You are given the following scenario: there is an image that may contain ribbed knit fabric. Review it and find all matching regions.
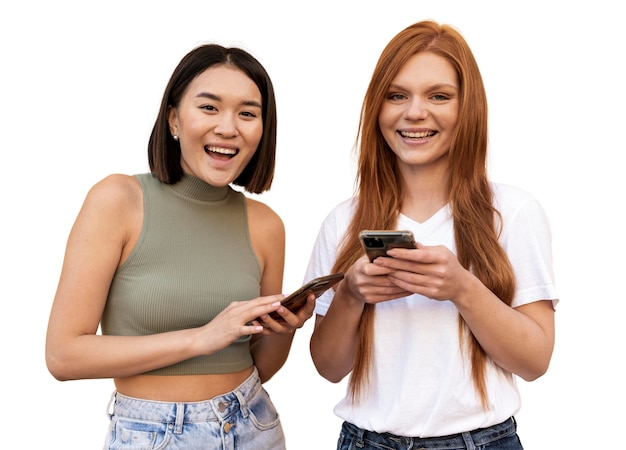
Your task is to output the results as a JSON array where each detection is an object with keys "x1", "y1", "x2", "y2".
[{"x1": 101, "y1": 173, "x2": 262, "y2": 375}]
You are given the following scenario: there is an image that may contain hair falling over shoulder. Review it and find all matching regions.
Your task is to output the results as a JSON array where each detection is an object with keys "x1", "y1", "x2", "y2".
[{"x1": 331, "y1": 21, "x2": 516, "y2": 407}]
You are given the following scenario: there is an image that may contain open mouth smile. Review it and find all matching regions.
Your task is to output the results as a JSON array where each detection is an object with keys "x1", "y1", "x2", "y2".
[
  {"x1": 205, "y1": 146, "x2": 238, "y2": 159},
  {"x1": 399, "y1": 130, "x2": 437, "y2": 140}
]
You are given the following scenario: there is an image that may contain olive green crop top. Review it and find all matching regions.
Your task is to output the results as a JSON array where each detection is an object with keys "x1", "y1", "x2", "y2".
[{"x1": 101, "y1": 173, "x2": 262, "y2": 375}]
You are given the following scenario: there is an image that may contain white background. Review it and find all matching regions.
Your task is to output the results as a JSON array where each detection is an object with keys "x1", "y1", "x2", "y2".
[{"x1": 1, "y1": 1, "x2": 624, "y2": 448}]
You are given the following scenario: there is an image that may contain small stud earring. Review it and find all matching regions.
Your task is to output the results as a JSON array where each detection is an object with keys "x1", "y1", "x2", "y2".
[{"x1": 172, "y1": 135, "x2": 179, "y2": 141}]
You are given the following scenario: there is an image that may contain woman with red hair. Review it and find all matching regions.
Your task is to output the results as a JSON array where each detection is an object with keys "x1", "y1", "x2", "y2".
[{"x1": 307, "y1": 20, "x2": 558, "y2": 449}]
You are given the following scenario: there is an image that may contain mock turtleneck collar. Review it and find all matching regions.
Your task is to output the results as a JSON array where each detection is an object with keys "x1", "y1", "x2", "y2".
[{"x1": 168, "y1": 173, "x2": 231, "y2": 202}]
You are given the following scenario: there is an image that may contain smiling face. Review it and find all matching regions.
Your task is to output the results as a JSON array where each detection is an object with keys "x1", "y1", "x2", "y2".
[
  {"x1": 168, "y1": 65, "x2": 263, "y2": 187},
  {"x1": 378, "y1": 51, "x2": 459, "y2": 175}
]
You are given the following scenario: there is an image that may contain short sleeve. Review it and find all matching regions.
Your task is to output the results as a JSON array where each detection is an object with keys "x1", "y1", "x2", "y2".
[
  {"x1": 494, "y1": 184, "x2": 559, "y2": 309},
  {"x1": 303, "y1": 199, "x2": 355, "y2": 316}
]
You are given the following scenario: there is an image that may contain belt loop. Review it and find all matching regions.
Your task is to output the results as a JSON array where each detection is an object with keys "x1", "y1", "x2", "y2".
[
  {"x1": 461, "y1": 431, "x2": 476, "y2": 450},
  {"x1": 234, "y1": 389, "x2": 248, "y2": 418},
  {"x1": 174, "y1": 403, "x2": 184, "y2": 434},
  {"x1": 355, "y1": 426, "x2": 365, "y2": 448},
  {"x1": 106, "y1": 391, "x2": 117, "y2": 418}
]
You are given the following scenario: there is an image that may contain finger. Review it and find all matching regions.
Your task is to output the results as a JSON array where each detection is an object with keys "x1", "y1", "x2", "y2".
[
  {"x1": 249, "y1": 294, "x2": 285, "y2": 307},
  {"x1": 385, "y1": 247, "x2": 425, "y2": 261},
  {"x1": 249, "y1": 300, "x2": 283, "y2": 326},
  {"x1": 243, "y1": 323, "x2": 265, "y2": 335}
]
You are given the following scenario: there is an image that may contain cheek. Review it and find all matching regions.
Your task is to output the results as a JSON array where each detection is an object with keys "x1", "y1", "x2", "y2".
[
  {"x1": 446, "y1": 113, "x2": 458, "y2": 130},
  {"x1": 246, "y1": 123, "x2": 264, "y2": 148},
  {"x1": 378, "y1": 105, "x2": 392, "y2": 127},
  {"x1": 179, "y1": 114, "x2": 208, "y2": 138},
  {"x1": 444, "y1": 106, "x2": 459, "y2": 130},
  {"x1": 377, "y1": 108, "x2": 396, "y2": 138}
]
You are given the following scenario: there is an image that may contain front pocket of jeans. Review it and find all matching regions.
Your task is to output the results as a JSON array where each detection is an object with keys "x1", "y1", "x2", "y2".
[
  {"x1": 246, "y1": 387, "x2": 281, "y2": 431},
  {"x1": 108, "y1": 418, "x2": 172, "y2": 450}
]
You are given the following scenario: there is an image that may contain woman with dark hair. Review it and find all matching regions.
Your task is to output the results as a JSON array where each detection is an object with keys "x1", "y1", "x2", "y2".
[
  {"x1": 307, "y1": 21, "x2": 558, "y2": 449},
  {"x1": 46, "y1": 44, "x2": 308, "y2": 449}
]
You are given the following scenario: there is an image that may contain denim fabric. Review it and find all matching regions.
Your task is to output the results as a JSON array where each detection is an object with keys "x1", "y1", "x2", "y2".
[
  {"x1": 337, "y1": 417, "x2": 523, "y2": 450},
  {"x1": 103, "y1": 368, "x2": 285, "y2": 449}
]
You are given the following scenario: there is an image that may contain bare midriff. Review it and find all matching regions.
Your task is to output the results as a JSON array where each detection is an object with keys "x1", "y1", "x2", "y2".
[{"x1": 113, "y1": 366, "x2": 255, "y2": 402}]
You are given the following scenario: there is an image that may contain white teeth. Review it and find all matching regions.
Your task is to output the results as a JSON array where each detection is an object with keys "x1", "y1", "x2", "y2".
[
  {"x1": 400, "y1": 131, "x2": 434, "y2": 138},
  {"x1": 206, "y1": 146, "x2": 236, "y2": 155}
]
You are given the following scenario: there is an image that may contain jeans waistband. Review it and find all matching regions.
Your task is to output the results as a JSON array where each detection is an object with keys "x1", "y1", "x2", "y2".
[
  {"x1": 344, "y1": 416, "x2": 517, "y2": 448},
  {"x1": 107, "y1": 367, "x2": 261, "y2": 427}
]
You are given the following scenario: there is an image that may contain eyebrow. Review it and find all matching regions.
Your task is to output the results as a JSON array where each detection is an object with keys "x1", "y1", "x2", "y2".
[
  {"x1": 388, "y1": 82, "x2": 458, "y2": 91},
  {"x1": 196, "y1": 92, "x2": 262, "y2": 108}
]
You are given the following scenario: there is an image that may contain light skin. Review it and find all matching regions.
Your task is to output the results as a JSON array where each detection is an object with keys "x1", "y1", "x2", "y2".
[
  {"x1": 46, "y1": 65, "x2": 314, "y2": 401},
  {"x1": 311, "y1": 51, "x2": 555, "y2": 383}
]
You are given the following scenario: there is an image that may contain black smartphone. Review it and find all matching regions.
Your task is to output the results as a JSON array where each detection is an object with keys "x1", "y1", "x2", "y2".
[
  {"x1": 359, "y1": 230, "x2": 417, "y2": 262},
  {"x1": 266, "y1": 273, "x2": 344, "y2": 321}
]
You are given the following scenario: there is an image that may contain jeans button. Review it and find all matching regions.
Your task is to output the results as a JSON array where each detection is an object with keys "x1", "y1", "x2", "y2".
[{"x1": 217, "y1": 401, "x2": 229, "y2": 412}]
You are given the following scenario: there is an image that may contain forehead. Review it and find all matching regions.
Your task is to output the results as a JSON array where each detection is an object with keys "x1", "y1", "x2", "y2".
[
  {"x1": 185, "y1": 65, "x2": 262, "y2": 102},
  {"x1": 393, "y1": 52, "x2": 458, "y2": 87}
]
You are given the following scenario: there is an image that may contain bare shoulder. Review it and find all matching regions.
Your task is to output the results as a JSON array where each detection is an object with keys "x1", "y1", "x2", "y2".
[
  {"x1": 86, "y1": 174, "x2": 142, "y2": 210},
  {"x1": 75, "y1": 174, "x2": 143, "y2": 253},
  {"x1": 245, "y1": 197, "x2": 285, "y2": 291},
  {"x1": 245, "y1": 197, "x2": 285, "y2": 268},
  {"x1": 245, "y1": 197, "x2": 285, "y2": 234}
]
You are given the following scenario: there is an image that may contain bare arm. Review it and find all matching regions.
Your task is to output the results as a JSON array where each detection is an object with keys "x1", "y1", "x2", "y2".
[
  {"x1": 383, "y1": 246, "x2": 555, "y2": 380},
  {"x1": 449, "y1": 276, "x2": 554, "y2": 381},
  {"x1": 45, "y1": 175, "x2": 282, "y2": 381},
  {"x1": 309, "y1": 284, "x2": 364, "y2": 383},
  {"x1": 246, "y1": 198, "x2": 316, "y2": 383},
  {"x1": 310, "y1": 257, "x2": 411, "y2": 382}
]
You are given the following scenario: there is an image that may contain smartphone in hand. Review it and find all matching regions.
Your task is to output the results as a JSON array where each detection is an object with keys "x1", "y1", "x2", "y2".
[
  {"x1": 359, "y1": 230, "x2": 417, "y2": 262},
  {"x1": 266, "y1": 273, "x2": 344, "y2": 321}
]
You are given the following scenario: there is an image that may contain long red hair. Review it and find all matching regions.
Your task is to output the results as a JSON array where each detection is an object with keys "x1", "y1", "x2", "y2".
[{"x1": 331, "y1": 21, "x2": 515, "y2": 407}]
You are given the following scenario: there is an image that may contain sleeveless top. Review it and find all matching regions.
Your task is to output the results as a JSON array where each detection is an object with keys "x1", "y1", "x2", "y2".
[{"x1": 101, "y1": 173, "x2": 262, "y2": 375}]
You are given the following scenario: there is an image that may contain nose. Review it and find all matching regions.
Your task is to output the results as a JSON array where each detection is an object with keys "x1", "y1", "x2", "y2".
[
  {"x1": 405, "y1": 97, "x2": 428, "y2": 121},
  {"x1": 213, "y1": 113, "x2": 238, "y2": 137}
]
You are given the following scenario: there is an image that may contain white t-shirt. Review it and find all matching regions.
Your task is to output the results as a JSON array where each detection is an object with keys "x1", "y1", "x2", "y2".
[{"x1": 304, "y1": 182, "x2": 558, "y2": 437}]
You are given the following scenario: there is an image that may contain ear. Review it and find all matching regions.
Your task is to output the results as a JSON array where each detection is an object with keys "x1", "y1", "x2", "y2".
[{"x1": 167, "y1": 106, "x2": 179, "y2": 137}]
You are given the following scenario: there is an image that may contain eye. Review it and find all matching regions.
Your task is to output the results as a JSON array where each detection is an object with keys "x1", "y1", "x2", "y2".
[
  {"x1": 240, "y1": 110, "x2": 259, "y2": 118},
  {"x1": 430, "y1": 93, "x2": 451, "y2": 101},
  {"x1": 386, "y1": 92, "x2": 407, "y2": 101},
  {"x1": 200, "y1": 104, "x2": 218, "y2": 112}
]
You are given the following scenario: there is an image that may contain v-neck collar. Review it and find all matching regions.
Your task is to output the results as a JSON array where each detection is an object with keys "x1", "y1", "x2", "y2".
[{"x1": 398, "y1": 203, "x2": 451, "y2": 234}]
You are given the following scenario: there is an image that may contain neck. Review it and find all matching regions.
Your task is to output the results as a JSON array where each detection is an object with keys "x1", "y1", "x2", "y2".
[{"x1": 398, "y1": 165, "x2": 449, "y2": 223}]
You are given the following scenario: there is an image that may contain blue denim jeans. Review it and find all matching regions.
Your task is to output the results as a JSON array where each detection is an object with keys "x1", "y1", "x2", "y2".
[
  {"x1": 103, "y1": 368, "x2": 285, "y2": 449},
  {"x1": 337, "y1": 417, "x2": 523, "y2": 450}
]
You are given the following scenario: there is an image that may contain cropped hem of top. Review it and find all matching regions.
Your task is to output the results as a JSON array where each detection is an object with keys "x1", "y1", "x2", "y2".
[{"x1": 101, "y1": 173, "x2": 262, "y2": 375}]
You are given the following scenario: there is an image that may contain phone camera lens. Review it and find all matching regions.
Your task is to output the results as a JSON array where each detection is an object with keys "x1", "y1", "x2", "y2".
[{"x1": 364, "y1": 238, "x2": 384, "y2": 248}]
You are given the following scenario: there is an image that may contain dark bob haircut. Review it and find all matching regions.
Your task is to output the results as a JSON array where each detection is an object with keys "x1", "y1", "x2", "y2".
[{"x1": 147, "y1": 44, "x2": 277, "y2": 194}]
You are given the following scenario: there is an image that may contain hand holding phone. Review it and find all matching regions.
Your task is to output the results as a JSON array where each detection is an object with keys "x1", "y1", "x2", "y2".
[
  {"x1": 265, "y1": 273, "x2": 344, "y2": 321},
  {"x1": 359, "y1": 230, "x2": 417, "y2": 262}
]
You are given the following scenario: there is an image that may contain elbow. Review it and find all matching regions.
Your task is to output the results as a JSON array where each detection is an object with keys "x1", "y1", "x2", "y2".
[
  {"x1": 46, "y1": 360, "x2": 70, "y2": 382},
  {"x1": 313, "y1": 359, "x2": 346, "y2": 383},
  {"x1": 520, "y1": 371, "x2": 545, "y2": 382},
  {"x1": 310, "y1": 348, "x2": 349, "y2": 384},
  {"x1": 517, "y1": 354, "x2": 552, "y2": 382},
  {"x1": 520, "y1": 363, "x2": 550, "y2": 382},
  {"x1": 324, "y1": 372, "x2": 347, "y2": 384},
  {"x1": 45, "y1": 350, "x2": 76, "y2": 382},
  {"x1": 313, "y1": 361, "x2": 346, "y2": 384},
  {"x1": 309, "y1": 323, "x2": 353, "y2": 384}
]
